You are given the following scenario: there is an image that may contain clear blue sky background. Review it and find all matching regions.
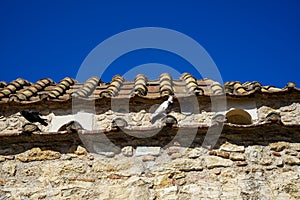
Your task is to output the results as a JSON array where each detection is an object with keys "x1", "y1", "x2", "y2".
[{"x1": 0, "y1": 0, "x2": 299, "y2": 87}]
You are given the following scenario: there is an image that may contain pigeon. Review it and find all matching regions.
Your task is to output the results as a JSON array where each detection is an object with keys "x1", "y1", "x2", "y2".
[
  {"x1": 20, "y1": 110, "x2": 48, "y2": 126},
  {"x1": 150, "y1": 96, "x2": 173, "y2": 123}
]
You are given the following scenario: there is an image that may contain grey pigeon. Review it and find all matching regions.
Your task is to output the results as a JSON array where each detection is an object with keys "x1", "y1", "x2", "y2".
[
  {"x1": 150, "y1": 96, "x2": 173, "y2": 123},
  {"x1": 20, "y1": 110, "x2": 48, "y2": 126}
]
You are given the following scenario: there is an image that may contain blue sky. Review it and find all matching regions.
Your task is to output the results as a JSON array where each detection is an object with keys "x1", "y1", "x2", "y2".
[{"x1": 0, "y1": 0, "x2": 299, "y2": 87}]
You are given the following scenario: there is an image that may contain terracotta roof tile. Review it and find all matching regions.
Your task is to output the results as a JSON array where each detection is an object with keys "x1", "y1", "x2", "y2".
[
  {"x1": 0, "y1": 72, "x2": 299, "y2": 143},
  {"x1": 159, "y1": 73, "x2": 174, "y2": 96},
  {"x1": 0, "y1": 78, "x2": 31, "y2": 99},
  {"x1": 46, "y1": 77, "x2": 75, "y2": 99},
  {"x1": 73, "y1": 77, "x2": 100, "y2": 98},
  {"x1": 9, "y1": 78, "x2": 53, "y2": 102},
  {"x1": 133, "y1": 74, "x2": 148, "y2": 96},
  {"x1": 0, "y1": 81, "x2": 7, "y2": 88},
  {"x1": 100, "y1": 75, "x2": 124, "y2": 97},
  {"x1": 0, "y1": 73, "x2": 298, "y2": 104}
]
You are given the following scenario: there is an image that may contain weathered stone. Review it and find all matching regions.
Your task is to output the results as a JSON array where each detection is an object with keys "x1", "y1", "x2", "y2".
[
  {"x1": 170, "y1": 153, "x2": 182, "y2": 159},
  {"x1": 0, "y1": 156, "x2": 5, "y2": 162},
  {"x1": 285, "y1": 150, "x2": 298, "y2": 156},
  {"x1": 220, "y1": 142, "x2": 245, "y2": 152},
  {"x1": 245, "y1": 145, "x2": 271, "y2": 165},
  {"x1": 205, "y1": 156, "x2": 233, "y2": 169},
  {"x1": 16, "y1": 148, "x2": 60, "y2": 162},
  {"x1": 209, "y1": 150, "x2": 230, "y2": 158},
  {"x1": 221, "y1": 169, "x2": 236, "y2": 178},
  {"x1": 105, "y1": 110, "x2": 113, "y2": 115},
  {"x1": 290, "y1": 143, "x2": 300, "y2": 151},
  {"x1": 155, "y1": 174, "x2": 173, "y2": 188},
  {"x1": 209, "y1": 150, "x2": 217, "y2": 156},
  {"x1": 282, "y1": 155, "x2": 300, "y2": 165},
  {"x1": 171, "y1": 159, "x2": 203, "y2": 171},
  {"x1": 156, "y1": 186, "x2": 178, "y2": 199},
  {"x1": 3, "y1": 155, "x2": 14, "y2": 160},
  {"x1": 22, "y1": 166, "x2": 40, "y2": 176},
  {"x1": 260, "y1": 157, "x2": 273, "y2": 166},
  {"x1": 74, "y1": 145, "x2": 87, "y2": 156},
  {"x1": 187, "y1": 148, "x2": 204, "y2": 159},
  {"x1": 166, "y1": 147, "x2": 180, "y2": 155},
  {"x1": 97, "y1": 115, "x2": 106, "y2": 121},
  {"x1": 107, "y1": 174, "x2": 123, "y2": 179},
  {"x1": 216, "y1": 151, "x2": 230, "y2": 159},
  {"x1": 61, "y1": 162, "x2": 87, "y2": 174},
  {"x1": 93, "y1": 158, "x2": 145, "y2": 177},
  {"x1": 60, "y1": 154, "x2": 73, "y2": 160},
  {"x1": 236, "y1": 161, "x2": 248, "y2": 166},
  {"x1": 211, "y1": 168, "x2": 221, "y2": 175},
  {"x1": 269, "y1": 142, "x2": 290, "y2": 152},
  {"x1": 121, "y1": 146, "x2": 133, "y2": 157},
  {"x1": 98, "y1": 151, "x2": 115, "y2": 158},
  {"x1": 1, "y1": 161, "x2": 16, "y2": 176},
  {"x1": 176, "y1": 178, "x2": 186, "y2": 186},
  {"x1": 141, "y1": 156, "x2": 156, "y2": 162},
  {"x1": 87, "y1": 154, "x2": 94, "y2": 160},
  {"x1": 136, "y1": 146, "x2": 161, "y2": 156},
  {"x1": 132, "y1": 112, "x2": 144, "y2": 122},
  {"x1": 221, "y1": 181, "x2": 242, "y2": 199},
  {"x1": 229, "y1": 152, "x2": 245, "y2": 161},
  {"x1": 274, "y1": 158, "x2": 284, "y2": 167},
  {"x1": 272, "y1": 151, "x2": 281, "y2": 157},
  {"x1": 173, "y1": 172, "x2": 185, "y2": 179},
  {"x1": 22, "y1": 123, "x2": 39, "y2": 132},
  {"x1": 93, "y1": 161, "x2": 115, "y2": 172}
]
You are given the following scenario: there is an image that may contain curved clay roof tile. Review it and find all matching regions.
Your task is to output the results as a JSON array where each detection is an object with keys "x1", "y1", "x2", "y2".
[
  {"x1": 159, "y1": 73, "x2": 173, "y2": 96},
  {"x1": 0, "y1": 78, "x2": 31, "y2": 99},
  {"x1": 100, "y1": 75, "x2": 124, "y2": 98},
  {"x1": 247, "y1": 81, "x2": 262, "y2": 91},
  {"x1": 47, "y1": 77, "x2": 75, "y2": 99},
  {"x1": 286, "y1": 82, "x2": 296, "y2": 91},
  {"x1": 179, "y1": 73, "x2": 201, "y2": 94},
  {"x1": 9, "y1": 78, "x2": 53, "y2": 102},
  {"x1": 261, "y1": 86, "x2": 282, "y2": 93},
  {"x1": 211, "y1": 81, "x2": 224, "y2": 95},
  {"x1": 232, "y1": 82, "x2": 247, "y2": 94},
  {"x1": 133, "y1": 74, "x2": 148, "y2": 96},
  {"x1": 73, "y1": 77, "x2": 101, "y2": 98},
  {"x1": 0, "y1": 81, "x2": 7, "y2": 88}
]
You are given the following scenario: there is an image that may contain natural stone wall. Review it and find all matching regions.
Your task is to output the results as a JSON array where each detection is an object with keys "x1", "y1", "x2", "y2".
[
  {"x1": 1, "y1": 96, "x2": 300, "y2": 199},
  {"x1": 2, "y1": 102, "x2": 299, "y2": 134},
  {"x1": 257, "y1": 102, "x2": 300, "y2": 125},
  {"x1": 1, "y1": 98, "x2": 300, "y2": 134},
  {"x1": 1, "y1": 142, "x2": 300, "y2": 199}
]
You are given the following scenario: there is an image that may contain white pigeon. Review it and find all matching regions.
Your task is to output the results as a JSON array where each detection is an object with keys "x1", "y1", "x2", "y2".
[{"x1": 150, "y1": 96, "x2": 173, "y2": 123}]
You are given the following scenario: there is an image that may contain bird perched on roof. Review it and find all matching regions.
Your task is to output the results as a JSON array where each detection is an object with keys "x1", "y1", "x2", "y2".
[
  {"x1": 20, "y1": 110, "x2": 48, "y2": 126},
  {"x1": 150, "y1": 96, "x2": 173, "y2": 123}
]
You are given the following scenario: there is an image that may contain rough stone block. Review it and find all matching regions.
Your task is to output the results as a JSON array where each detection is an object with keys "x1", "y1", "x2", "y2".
[
  {"x1": 269, "y1": 142, "x2": 290, "y2": 152},
  {"x1": 220, "y1": 142, "x2": 245, "y2": 152},
  {"x1": 230, "y1": 152, "x2": 245, "y2": 161},
  {"x1": 205, "y1": 156, "x2": 233, "y2": 169},
  {"x1": 121, "y1": 146, "x2": 133, "y2": 157},
  {"x1": 136, "y1": 146, "x2": 161, "y2": 156}
]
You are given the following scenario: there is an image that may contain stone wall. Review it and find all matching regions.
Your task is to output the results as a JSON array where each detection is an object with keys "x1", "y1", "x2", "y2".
[
  {"x1": 1, "y1": 141, "x2": 300, "y2": 199},
  {"x1": 1, "y1": 101, "x2": 300, "y2": 134},
  {"x1": 258, "y1": 102, "x2": 300, "y2": 125},
  {"x1": 1, "y1": 97, "x2": 300, "y2": 199}
]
